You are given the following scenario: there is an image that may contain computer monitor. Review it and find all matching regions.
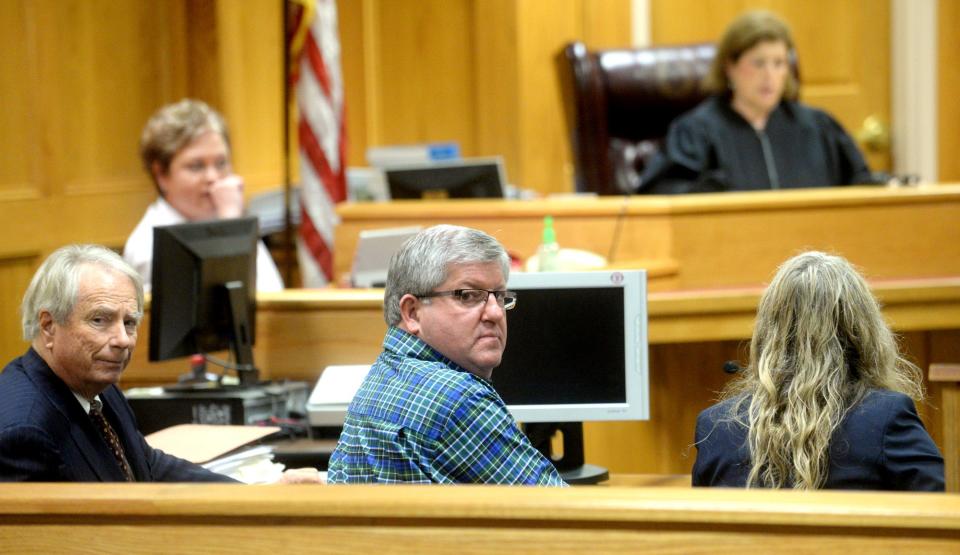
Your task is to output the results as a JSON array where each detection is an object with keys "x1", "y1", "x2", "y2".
[
  {"x1": 149, "y1": 217, "x2": 260, "y2": 387},
  {"x1": 493, "y1": 270, "x2": 649, "y2": 484},
  {"x1": 384, "y1": 157, "x2": 505, "y2": 200}
]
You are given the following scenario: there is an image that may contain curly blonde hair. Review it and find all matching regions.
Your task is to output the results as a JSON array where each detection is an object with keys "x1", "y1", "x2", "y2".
[{"x1": 722, "y1": 251, "x2": 924, "y2": 489}]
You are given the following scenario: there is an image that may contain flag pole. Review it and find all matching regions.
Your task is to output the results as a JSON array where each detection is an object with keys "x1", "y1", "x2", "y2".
[{"x1": 281, "y1": 0, "x2": 295, "y2": 286}]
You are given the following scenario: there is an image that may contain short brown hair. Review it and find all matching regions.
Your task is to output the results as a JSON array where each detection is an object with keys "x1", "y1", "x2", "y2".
[
  {"x1": 139, "y1": 99, "x2": 230, "y2": 186},
  {"x1": 703, "y1": 10, "x2": 798, "y2": 100}
]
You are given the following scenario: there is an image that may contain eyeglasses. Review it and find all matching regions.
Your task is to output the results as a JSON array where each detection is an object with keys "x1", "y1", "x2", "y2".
[{"x1": 417, "y1": 289, "x2": 517, "y2": 310}]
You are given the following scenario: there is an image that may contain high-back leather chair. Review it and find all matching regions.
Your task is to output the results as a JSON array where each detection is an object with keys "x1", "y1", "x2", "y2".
[{"x1": 559, "y1": 41, "x2": 716, "y2": 195}]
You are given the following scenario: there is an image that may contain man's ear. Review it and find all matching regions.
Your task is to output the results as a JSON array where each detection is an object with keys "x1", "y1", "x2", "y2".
[
  {"x1": 38, "y1": 310, "x2": 56, "y2": 349},
  {"x1": 398, "y1": 294, "x2": 422, "y2": 336}
]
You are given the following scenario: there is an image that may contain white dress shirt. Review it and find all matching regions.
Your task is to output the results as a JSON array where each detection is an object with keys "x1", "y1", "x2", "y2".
[{"x1": 123, "y1": 197, "x2": 284, "y2": 292}]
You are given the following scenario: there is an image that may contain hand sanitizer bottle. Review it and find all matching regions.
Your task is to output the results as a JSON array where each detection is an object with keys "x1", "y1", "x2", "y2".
[{"x1": 537, "y1": 215, "x2": 560, "y2": 272}]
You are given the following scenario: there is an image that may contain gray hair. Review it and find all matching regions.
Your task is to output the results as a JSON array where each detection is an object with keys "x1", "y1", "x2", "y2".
[
  {"x1": 383, "y1": 225, "x2": 510, "y2": 326},
  {"x1": 22, "y1": 245, "x2": 145, "y2": 340}
]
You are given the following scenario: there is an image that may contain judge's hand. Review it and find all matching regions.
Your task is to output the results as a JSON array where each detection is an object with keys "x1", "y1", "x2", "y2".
[
  {"x1": 277, "y1": 467, "x2": 325, "y2": 484},
  {"x1": 210, "y1": 174, "x2": 245, "y2": 219}
]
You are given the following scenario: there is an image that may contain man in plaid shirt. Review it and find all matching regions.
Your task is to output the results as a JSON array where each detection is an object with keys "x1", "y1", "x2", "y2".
[{"x1": 327, "y1": 225, "x2": 566, "y2": 485}]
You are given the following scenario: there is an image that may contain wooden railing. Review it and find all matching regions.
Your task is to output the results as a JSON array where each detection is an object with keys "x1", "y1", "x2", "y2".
[
  {"x1": 930, "y1": 363, "x2": 960, "y2": 492},
  {"x1": 0, "y1": 483, "x2": 957, "y2": 553}
]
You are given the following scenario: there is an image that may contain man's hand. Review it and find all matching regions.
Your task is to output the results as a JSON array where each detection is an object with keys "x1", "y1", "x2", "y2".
[
  {"x1": 277, "y1": 467, "x2": 325, "y2": 484},
  {"x1": 210, "y1": 174, "x2": 245, "y2": 219}
]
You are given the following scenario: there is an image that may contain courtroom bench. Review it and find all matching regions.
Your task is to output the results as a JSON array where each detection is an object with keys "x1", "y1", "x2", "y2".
[{"x1": 0, "y1": 483, "x2": 957, "y2": 553}]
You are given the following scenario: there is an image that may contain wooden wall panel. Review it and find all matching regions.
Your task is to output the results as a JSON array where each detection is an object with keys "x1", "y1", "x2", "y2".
[
  {"x1": 514, "y1": 0, "x2": 581, "y2": 193},
  {"x1": 340, "y1": 0, "x2": 631, "y2": 195},
  {"x1": 0, "y1": 1, "x2": 38, "y2": 202},
  {"x1": 473, "y1": 0, "x2": 522, "y2": 185},
  {"x1": 578, "y1": 0, "x2": 633, "y2": 49},
  {"x1": 939, "y1": 0, "x2": 960, "y2": 181},
  {"x1": 0, "y1": 257, "x2": 40, "y2": 366},
  {"x1": 0, "y1": 1, "x2": 194, "y2": 363},
  {"x1": 214, "y1": 1, "x2": 285, "y2": 194},
  {"x1": 371, "y1": 1, "x2": 476, "y2": 151},
  {"x1": 42, "y1": 1, "x2": 186, "y2": 195},
  {"x1": 339, "y1": 0, "x2": 369, "y2": 167}
]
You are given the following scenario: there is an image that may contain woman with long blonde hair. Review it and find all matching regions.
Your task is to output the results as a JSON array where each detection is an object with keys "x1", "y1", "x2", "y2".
[{"x1": 693, "y1": 252, "x2": 943, "y2": 490}]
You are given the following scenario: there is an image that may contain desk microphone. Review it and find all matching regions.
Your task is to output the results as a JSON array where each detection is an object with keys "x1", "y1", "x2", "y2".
[{"x1": 722, "y1": 361, "x2": 742, "y2": 374}]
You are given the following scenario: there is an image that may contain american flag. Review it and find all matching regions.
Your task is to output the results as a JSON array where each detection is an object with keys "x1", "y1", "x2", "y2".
[{"x1": 288, "y1": 0, "x2": 347, "y2": 286}]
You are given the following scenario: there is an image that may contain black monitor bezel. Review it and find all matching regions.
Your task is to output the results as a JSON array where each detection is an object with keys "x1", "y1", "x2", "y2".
[{"x1": 148, "y1": 216, "x2": 259, "y2": 384}]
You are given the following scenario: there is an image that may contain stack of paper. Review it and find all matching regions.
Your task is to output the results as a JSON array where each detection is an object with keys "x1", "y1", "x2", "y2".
[
  {"x1": 202, "y1": 445, "x2": 284, "y2": 484},
  {"x1": 145, "y1": 424, "x2": 283, "y2": 483}
]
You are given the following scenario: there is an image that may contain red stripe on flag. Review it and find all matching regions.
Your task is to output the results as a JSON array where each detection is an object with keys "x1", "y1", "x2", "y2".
[
  {"x1": 304, "y1": 32, "x2": 333, "y2": 98},
  {"x1": 299, "y1": 203, "x2": 334, "y2": 281},
  {"x1": 298, "y1": 117, "x2": 346, "y2": 203}
]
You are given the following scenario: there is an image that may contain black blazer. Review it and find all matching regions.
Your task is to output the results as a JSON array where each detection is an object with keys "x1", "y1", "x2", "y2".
[
  {"x1": 693, "y1": 389, "x2": 944, "y2": 491},
  {"x1": 0, "y1": 348, "x2": 235, "y2": 482}
]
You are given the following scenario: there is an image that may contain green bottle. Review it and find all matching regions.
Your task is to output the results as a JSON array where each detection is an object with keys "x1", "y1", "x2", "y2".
[{"x1": 537, "y1": 215, "x2": 560, "y2": 272}]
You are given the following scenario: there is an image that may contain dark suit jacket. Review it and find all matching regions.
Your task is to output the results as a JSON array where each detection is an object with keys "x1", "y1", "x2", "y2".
[
  {"x1": 693, "y1": 389, "x2": 944, "y2": 491},
  {"x1": 0, "y1": 348, "x2": 236, "y2": 482}
]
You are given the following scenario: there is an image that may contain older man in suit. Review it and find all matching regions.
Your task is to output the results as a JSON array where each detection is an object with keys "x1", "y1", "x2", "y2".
[{"x1": 0, "y1": 244, "x2": 238, "y2": 482}]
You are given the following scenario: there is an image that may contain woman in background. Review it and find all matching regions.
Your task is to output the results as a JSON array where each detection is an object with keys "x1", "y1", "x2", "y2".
[
  {"x1": 640, "y1": 11, "x2": 883, "y2": 194},
  {"x1": 124, "y1": 99, "x2": 283, "y2": 291},
  {"x1": 693, "y1": 251, "x2": 943, "y2": 491}
]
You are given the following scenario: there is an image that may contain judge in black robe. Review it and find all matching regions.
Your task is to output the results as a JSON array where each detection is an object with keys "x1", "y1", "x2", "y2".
[
  {"x1": 639, "y1": 95, "x2": 881, "y2": 194},
  {"x1": 638, "y1": 10, "x2": 884, "y2": 195}
]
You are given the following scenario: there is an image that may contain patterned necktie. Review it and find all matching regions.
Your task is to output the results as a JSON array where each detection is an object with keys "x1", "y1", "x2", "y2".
[{"x1": 89, "y1": 399, "x2": 135, "y2": 482}]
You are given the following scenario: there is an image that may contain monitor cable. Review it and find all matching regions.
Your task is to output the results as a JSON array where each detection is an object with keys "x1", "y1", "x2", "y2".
[{"x1": 606, "y1": 193, "x2": 631, "y2": 264}]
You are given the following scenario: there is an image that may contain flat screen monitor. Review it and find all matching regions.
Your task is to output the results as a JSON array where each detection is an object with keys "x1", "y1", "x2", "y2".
[
  {"x1": 494, "y1": 270, "x2": 649, "y2": 483},
  {"x1": 384, "y1": 157, "x2": 505, "y2": 200},
  {"x1": 149, "y1": 217, "x2": 260, "y2": 387},
  {"x1": 350, "y1": 226, "x2": 422, "y2": 288}
]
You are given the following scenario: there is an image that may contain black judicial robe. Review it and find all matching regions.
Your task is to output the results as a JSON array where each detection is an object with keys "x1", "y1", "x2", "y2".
[{"x1": 639, "y1": 95, "x2": 880, "y2": 194}]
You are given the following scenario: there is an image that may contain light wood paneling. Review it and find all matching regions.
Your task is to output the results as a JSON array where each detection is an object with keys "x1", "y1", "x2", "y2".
[
  {"x1": 0, "y1": 1, "x2": 38, "y2": 202},
  {"x1": 341, "y1": 0, "x2": 631, "y2": 195},
  {"x1": 1, "y1": 484, "x2": 959, "y2": 553},
  {"x1": 43, "y1": 1, "x2": 186, "y2": 195},
  {"x1": 939, "y1": 0, "x2": 960, "y2": 180},
  {"x1": 929, "y1": 364, "x2": 960, "y2": 491},
  {"x1": 373, "y1": 1, "x2": 476, "y2": 151},
  {"x1": 339, "y1": 0, "x2": 369, "y2": 167},
  {"x1": 578, "y1": 0, "x2": 632, "y2": 49},
  {"x1": 215, "y1": 1, "x2": 285, "y2": 194},
  {"x1": 0, "y1": 0, "x2": 198, "y2": 366},
  {"x1": 334, "y1": 186, "x2": 960, "y2": 289},
  {"x1": 0, "y1": 256, "x2": 39, "y2": 365}
]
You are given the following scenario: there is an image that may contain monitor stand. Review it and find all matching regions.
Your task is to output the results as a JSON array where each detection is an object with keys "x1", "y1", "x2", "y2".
[
  {"x1": 224, "y1": 280, "x2": 259, "y2": 387},
  {"x1": 523, "y1": 422, "x2": 609, "y2": 485}
]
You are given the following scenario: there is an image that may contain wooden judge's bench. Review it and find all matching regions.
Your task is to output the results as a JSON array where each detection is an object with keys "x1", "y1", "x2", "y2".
[{"x1": 122, "y1": 184, "x2": 960, "y2": 476}]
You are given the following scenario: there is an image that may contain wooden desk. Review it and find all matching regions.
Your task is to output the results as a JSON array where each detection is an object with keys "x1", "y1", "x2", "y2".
[
  {"x1": 336, "y1": 184, "x2": 960, "y2": 290},
  {"x1": 1, "y1": 483, "x2": 958, "y2": 553},
  {"x1": 123, "y1": 279, "x2": 960, "y2": 475}
]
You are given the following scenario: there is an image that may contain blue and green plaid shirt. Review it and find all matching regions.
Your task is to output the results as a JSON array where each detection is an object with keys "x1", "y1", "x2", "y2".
[{"x1": 327, "y1": 327, "x2": 566, "y2": 485}]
